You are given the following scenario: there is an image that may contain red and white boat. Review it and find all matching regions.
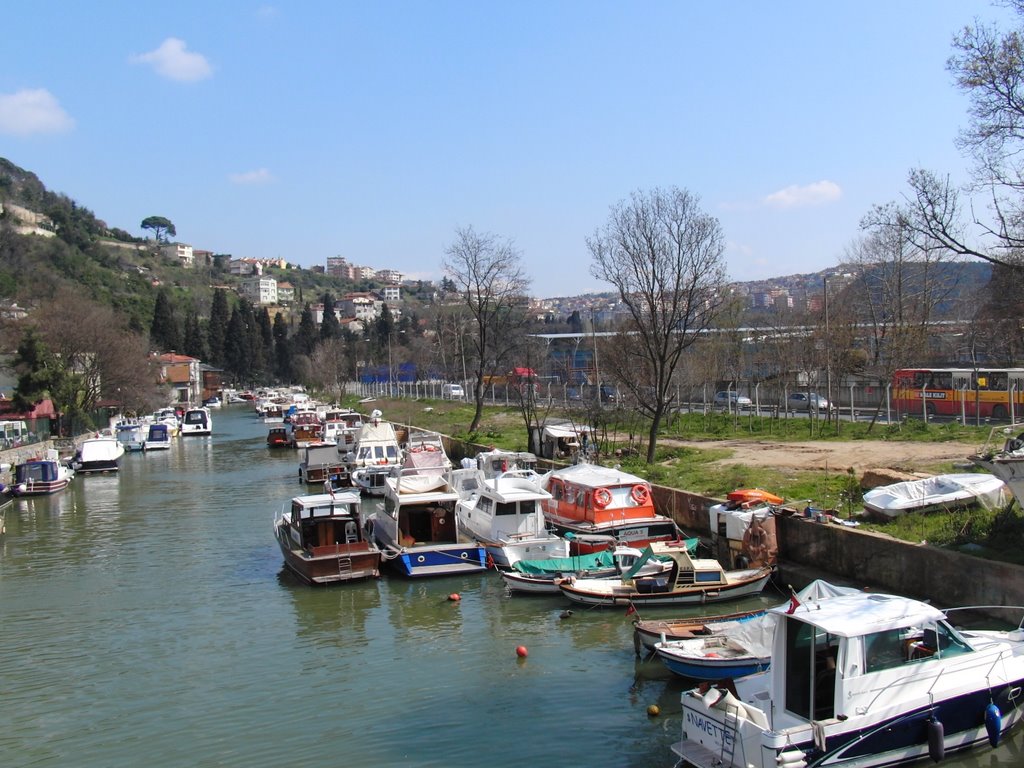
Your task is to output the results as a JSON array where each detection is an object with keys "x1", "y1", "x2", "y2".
[{"x1": 539, "y1": 462, "x2": 681, "y2": 554}]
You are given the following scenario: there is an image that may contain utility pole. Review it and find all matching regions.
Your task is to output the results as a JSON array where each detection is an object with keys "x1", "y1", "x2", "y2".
[{"x1": 824, "y1": 275, "x2": 833, "y2": 427}]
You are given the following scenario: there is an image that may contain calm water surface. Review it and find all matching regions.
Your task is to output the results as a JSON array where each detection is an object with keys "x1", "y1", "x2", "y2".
[{"x1": 1, "y1": 407, "x2": 1022, "y2": 768}]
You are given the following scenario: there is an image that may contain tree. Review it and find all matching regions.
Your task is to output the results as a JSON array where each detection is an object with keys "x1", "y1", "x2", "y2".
[
  {"x1": 273, "y1": 312, "x2": 293, "y2": 382},
  {"x1": 900, "y1": 5, "x2": 1024, "y2": 270},
  {"x1": 207, "y1": 288, "x2": 230, "y2": 367},
  {"x1": 587, "y1": 187, "x2": 728, "y2": 463},
  {"x1": 140, "y1": 215, "x2": 176, "y2": 244},
  {"x1": 319, "y1": 292, "x2": 340, "y2": 341},
  {"x1": 294, "y1": 303, "x2": 318, "y2": 358},
  {"x1": 183, "y1": 309, "x2": 206, "y2": 360},
  {"x1": 844, "y1": 215, "x2": 962, "y2": 429},
  {"x1": 443, "y1": 226, "x2": 531, "y2": 433},
  {"x1": 150, "y1": 288, "x2": 181, "y2": 351}
]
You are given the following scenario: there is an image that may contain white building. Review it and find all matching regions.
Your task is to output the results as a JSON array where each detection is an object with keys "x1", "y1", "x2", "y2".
[
  {"x1": 161, "y1": 242, "x2": 194, "y2": 268},
  {"x1": 238, "y1": 276, "x2": 278, "y2": 305}
]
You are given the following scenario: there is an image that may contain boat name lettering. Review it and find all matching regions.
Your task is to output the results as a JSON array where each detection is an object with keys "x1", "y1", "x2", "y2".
[{"x1": 685, "y1": 712, "x2": 731, "y2": 743}]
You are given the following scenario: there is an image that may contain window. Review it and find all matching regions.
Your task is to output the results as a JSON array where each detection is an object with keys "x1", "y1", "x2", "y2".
[{"x1": 864, "y1": 630, "x2": 906, "y2": 673}]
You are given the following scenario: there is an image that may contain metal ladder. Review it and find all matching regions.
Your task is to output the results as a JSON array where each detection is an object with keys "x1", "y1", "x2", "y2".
[
  {"x1": 336, "y1": 555, "x2": 353, "y2": 578},
  {"x1": 719, "y1": 703, "x2": 740, "y2": 767}
]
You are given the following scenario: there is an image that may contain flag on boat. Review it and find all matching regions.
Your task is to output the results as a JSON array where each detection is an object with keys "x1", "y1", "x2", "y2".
[
  {"x1": 786, "y1": 586, "x2": 801, "y2": 614},
  {"x1": 625, "y1": 602, "x2": 637, "y2": 617}
]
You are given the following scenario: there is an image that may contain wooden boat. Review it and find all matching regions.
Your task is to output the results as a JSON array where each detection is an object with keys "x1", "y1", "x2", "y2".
[
  {"x1": 266, "y1": 426, "x2": 290, "y2": 449},
  {"x1": 367, "y1": 469, "x2": 488, "y2": 578},
  {"x1": 539, "y1": 461, "x2": 681, "y2": 554},
  {"x1": 674, "y1": 590, "x2": 1024, "y2": 768},
  {"x1": 298, "y1": 443, "x2": 348, "y2": 487},
  {"x1": 273, "y1": 491, "x2": 382, "y2": 585},
  {"x1": 862, "y1": 472, "x2": 1007, "y2": 518},
  {"x1": 180, "y1": 406, "x2": 213, "y2": 436},
  {"x1": 290, "y1": 421, "x2": 323, "y2": 449},
  {"x1": 500, "y1": 543, "x2": 688, "y2": 595},
  {"x1": 70, "y1": 436, "x2": 125, "y2": 473},
  {"x1": 633, "y1": 607, "x2": 769, "y2": 656},
  {"x1": 143, "y1": 422, "x2": 172, "y2": 451},
  {"x1": 453, "y1": 465, "x2": 567, "y2": 569},
  {"x1": 8, "y1": 451, "x2": 74, "y2": 496},
  {"x1": 557, "y1": 540, "x2": 773, "y2": 608}
]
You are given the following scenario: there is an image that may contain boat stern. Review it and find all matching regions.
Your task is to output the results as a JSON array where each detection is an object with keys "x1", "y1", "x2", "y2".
[{"x1": 676, "y1": 685, "x2": 776, "y2": 768}]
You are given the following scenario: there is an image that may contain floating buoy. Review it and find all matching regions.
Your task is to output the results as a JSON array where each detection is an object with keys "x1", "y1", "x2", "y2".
[
  {"x1": 927, "y1": 716, "x2": 945, "y2": 763},
  {"x1": 515, "y1": 645, "x2": 528, "y2": 658},
  {"x1": 985, "y1": 702, "x2": 1002, "y2": 748},
  {"x1": 447, "y1": 593, "x2": 461, "y2": 602},
  {"x1": 647, "y1": 704, "x2": 660, "y2": 717}
]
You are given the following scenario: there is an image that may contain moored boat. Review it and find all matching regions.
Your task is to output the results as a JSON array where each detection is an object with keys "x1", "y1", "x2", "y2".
[
  {"x1": 971, "y1": 423, "x2": 1024, "y2": 503},
  {"x1": 273, "y1": 491, "x2": 382, "y2": 585},
  {"x1": 368, "y1": 469, "x2": 488, "y2": 577},
  {"x1": 298, "y1": 443, "x2": 348, "y2": 488},
  {"x1": 674, "y1": 590, "x2": 1024, "y2": 768},
  {"x1": 557, "y1": 539, "x2": 773, "y2": 608},
  {"x1": 266, "y1": 426, "x2": 290, "y2": 449},
  {"x1": 116, "y1": 423, "x2": 145, "y2": 452},
  {"x1": 143, "y1": 422, "x2": 172, "y2": 451},
  {"x1": 500, "y1": 543, "x2": 688, "y2": 595},
  {"x1": 8, "y1": 450, "x2": 74, "y2": 496},
  {"x1": 70, "y1": 436, "x2": 125, "y2": 473},
  {"x1": 346, "y1": 411, "x2": 403, "y2": 495},
  {"x1": 453, "y1": 465, "x2": 567, "y2": 569},
  {"x1": 539, "y1": 462, "x2": 681, "y2": 554},
  {"x1": 180, "y1": 406, "x2": 213, "y2": 436}
]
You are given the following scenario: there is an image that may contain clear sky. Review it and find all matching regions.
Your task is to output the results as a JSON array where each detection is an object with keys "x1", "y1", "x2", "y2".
[{"x1": 1, "y1": 1, "x2": 1014, "y2": 298}]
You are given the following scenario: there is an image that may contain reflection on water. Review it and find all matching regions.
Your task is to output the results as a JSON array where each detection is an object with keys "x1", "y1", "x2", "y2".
[{"x1": 0, "y1": 406, "x2": 1021, "y2": 768}]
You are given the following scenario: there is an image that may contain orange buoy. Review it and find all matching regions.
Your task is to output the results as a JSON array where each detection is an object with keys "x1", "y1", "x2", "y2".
[
  {"x1": 515, "y1": 645, "x2": 528, "y2": 658},
  {"x1": 647, "y1": 704, "x2": 661, "y2": 717},
  {"x1": 448, "y1": 593, "x2": 461, "y2": 602}
]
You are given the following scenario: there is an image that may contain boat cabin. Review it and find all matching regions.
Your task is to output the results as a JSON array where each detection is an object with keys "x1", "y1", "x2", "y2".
[
  {"x1": 300, "y1": 444, "x2": 347, "y2": 486},
  {"x1": 545, "y1": 464, "x2": 659, "y2": 526},
  {"x1": 383, "y1": 474, "x2": 460, "y2": 546},
  {"x1": 287, "y1": 492, "x2": 366, "y2": 553},
  {"x1": 266, "y1": 426, "x2": 290, "y2": 448},
  {"x1": 630, "y1": 541, "x2": 731, "y2": 593}
]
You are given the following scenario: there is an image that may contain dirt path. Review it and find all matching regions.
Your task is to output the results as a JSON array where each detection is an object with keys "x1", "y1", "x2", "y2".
[{"x1": 661, "y1": 438, "x2": 981, "y2": 474}]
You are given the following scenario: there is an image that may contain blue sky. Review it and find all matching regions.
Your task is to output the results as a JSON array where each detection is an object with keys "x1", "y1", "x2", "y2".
[{"x1": 0, "y1": 1, "x2": 1013, "y2": 297}]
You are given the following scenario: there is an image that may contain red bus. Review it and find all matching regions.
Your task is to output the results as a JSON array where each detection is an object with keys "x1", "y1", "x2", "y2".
[{"x1": 892, "y1": 368, "x2": 1024, "y2": 420}]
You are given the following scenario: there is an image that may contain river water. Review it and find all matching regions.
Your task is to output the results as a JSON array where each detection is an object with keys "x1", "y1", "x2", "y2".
[{"x1": 1, "y1": 406, "x2": 1022, "y2": 768}]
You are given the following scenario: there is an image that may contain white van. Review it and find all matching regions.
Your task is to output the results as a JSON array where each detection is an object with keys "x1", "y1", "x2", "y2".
[{"x1": 442, "y1": 383, "x2": 465, "y2": 400}]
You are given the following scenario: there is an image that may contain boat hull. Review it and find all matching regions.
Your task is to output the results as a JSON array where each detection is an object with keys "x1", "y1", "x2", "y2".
[
  {"x1": 559, "y1": 569, "x2": 773, "y2": 608},
  {"x1": 9, "y1": 478, "x2": 72, "y2": 496},
  {"x1": 275, "y1": 530, "x2": 381, "y2": 585},
  {"x1": 633, "y1": 609, "x2": 768, "y2": 655},
  {"x1": 73, "y1": 459, "x2": 120, "y2": 474},
  {"x1": 655, "y1": 645, "x2": 770, "y2": 681},
  {"x1": 381, "y1": 542, "x2": 488, "y2": 578}
]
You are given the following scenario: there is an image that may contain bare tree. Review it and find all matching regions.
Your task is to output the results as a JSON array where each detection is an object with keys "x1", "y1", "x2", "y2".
[
  {"x1": 588, "y1": 187, "x2": 728, "y2": 463},
  {"x1": 843, "y1": 218, "x2": 962, "y2": 429},
  {"x1": 901, "y1": 6, "x2": 1024, "y2": 270},
  {"x1": 308, "y1": 337, "x2": 352, "y2": 402},
  {"x1": 443, "y1": 226, "x2": 531, "y2": 433}
]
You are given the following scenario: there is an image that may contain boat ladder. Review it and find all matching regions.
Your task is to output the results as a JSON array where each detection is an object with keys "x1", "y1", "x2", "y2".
[
  {"x1": 336, "y1": 555, "x2": 353, "y2": 578},
  {"x1": 720, "y1": 703, "x2": 740, "y2": 767}
]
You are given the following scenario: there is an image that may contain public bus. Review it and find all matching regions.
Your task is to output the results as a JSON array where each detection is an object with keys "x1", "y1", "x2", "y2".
[{"x1": 892, "y1": 367, "x2": 1024, "y2": 420}]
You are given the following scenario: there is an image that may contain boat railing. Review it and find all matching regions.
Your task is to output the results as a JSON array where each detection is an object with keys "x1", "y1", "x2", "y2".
[
  {"x1": 975, "y1": 423, "x2": 1024, "y2": 458},
  {"x1": 942, "y1": 605, "x2": 1024, "y2": 632}
]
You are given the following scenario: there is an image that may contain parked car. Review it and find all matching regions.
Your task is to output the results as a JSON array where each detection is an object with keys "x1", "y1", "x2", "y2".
[
  {"x1": 442, "y1": 383, "x2": 465, "y2": 400},
  {"x1": 784, "y1": 392, "x2": 834, "y2": 412},
  {"x1": 713, "y1": 390, "x2": 752, "y2": 409}
]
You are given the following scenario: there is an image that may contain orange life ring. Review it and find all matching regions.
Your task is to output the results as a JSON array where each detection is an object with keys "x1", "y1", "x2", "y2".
[
  {"x1": 631, "y1": 485, "x2": 651, "y2": 505},
  {"x1": 593, "y1": 487, "x2": 612, "y2": 508}
]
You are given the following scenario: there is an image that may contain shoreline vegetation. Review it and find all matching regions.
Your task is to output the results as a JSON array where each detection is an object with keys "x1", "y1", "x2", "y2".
[{"x1": 343, "y1": 395, "x2": 1024, "y2": 566}]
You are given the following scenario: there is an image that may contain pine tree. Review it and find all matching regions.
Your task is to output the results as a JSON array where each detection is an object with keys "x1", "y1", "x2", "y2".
[
  {"x1": 294, "y1": 303, "x2": 318, "y2": 357},
  {"x1": 273, "y1": 312, "x2": 293, "y2": 382},
  {"x1": 183, "y1": 310, "x2": 207, "y2": 360}
]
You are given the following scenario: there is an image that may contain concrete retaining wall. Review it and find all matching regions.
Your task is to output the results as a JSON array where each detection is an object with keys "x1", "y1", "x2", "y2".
[{"x1": 445, "y1": 435, "x2": 1024, "y2": 622}]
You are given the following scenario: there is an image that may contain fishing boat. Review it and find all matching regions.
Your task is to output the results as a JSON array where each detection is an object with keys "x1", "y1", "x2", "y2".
[
  {"x1": 321, "y1": 410, "x2": 362, "y2": 452},
  {"x1": 539, "y1": 461, "x2": 681, "y2": 554},
  {"x1": 179, "y1": 406, "x2": 213, "y2": 436},
  {"x1": 474, "y1": 448, "x2": 542, "y2": 480},
  {"x1": 453, "y1": 466, "x2": 567, "y2": 569},
  {"x1": 70, "y1": 436, "x2": 125, "y2": 473},
  {"x1": 8, "y1": 450, "x2": 74, "y2": 496},
  {"x1": 298, "y1": 443, "x2": 348, "y2": 488},
  {"x1": 367, "y1": 469, "x2": 488, "y2": 578},
  {"x1": 143, "y1": 422, "x2": 172, "y2": 451},
  {"x1": 654, "y1": 632, "x2": 772, "y2": 682},
  {"x1": 273, "y1": 491, "x2": 382, "y2": 585},
  {"x1": 289, "y1": 412, "x2": 322, "y2": 449},
  {"x1": 862, "y1": 472, "x2": 1008, "y2": 518},
  {"x1": 674, "y1": 590, "x2": 1024, "y2": 768},
  {"x1": 401, "y1": 430, "x2": 452, "y2": 475},
  {"x1": 557, "y1": 539, "x2": 773, "y2": 608},
  {"x1": 346, "y1": 411, "x2": 403, "y2": 495},
  {"x1": 500, "y1": 543, "x2": 687, "y2": 595}
]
